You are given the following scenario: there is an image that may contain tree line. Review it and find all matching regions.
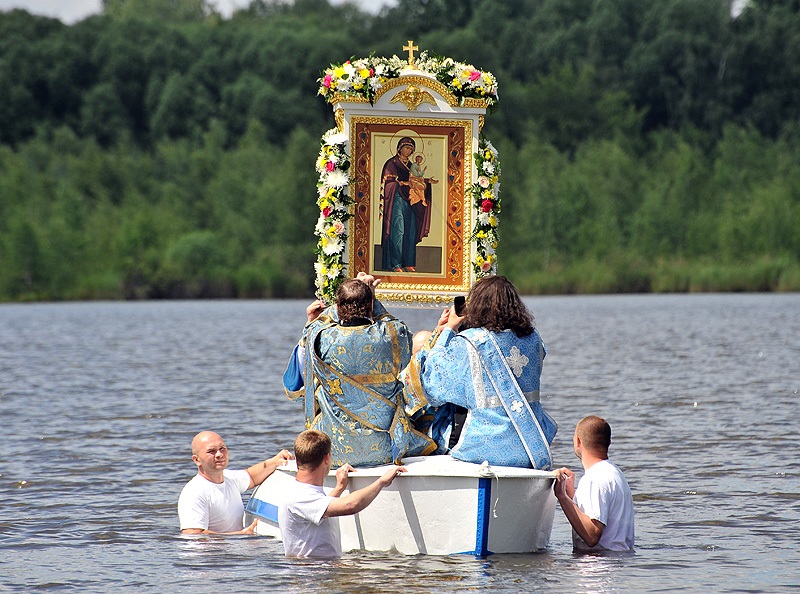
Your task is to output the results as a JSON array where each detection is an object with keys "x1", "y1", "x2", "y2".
[{"x1": 1, "y1": 0, "x2": 799, "y2": 300}]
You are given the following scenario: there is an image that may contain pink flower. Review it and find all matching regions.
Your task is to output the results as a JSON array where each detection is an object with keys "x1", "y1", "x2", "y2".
[
  {"x1": 322, "y1": 207, "x2": 332, "y2": 217},
  {"x1": 332, "y1": 221, "x2": 345, "y2": 235},
  {"x1": 323, "y1": 74, "x2": 332, "y2": 88},
  {"x1": 481, "y1": 199, "x2": 494, "y2": 213},
  {"x1": 469, "y1": 70, "x2": 481, "y2": 82},
  {"x1": 480, "y1": 260, "x2": 493, "y2": 272},
  {"x1": 325, "y1": 161, "x2": 336, "y2": 172},
  {"x1": 477, "y1": 176, "x2": 490, "y2": 189}
]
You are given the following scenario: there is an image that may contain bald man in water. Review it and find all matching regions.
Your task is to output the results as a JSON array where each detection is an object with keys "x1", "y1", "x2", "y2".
[
  {"x1": 178, "y1": 431, "x2": 293, "y2": 535},
  {"x1": 554, "y1": 416, "x2": 635, "y2": 551}
]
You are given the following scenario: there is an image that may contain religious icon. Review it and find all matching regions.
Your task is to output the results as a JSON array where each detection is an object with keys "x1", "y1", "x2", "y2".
[
  {"x1": 348, "y1": 117, "x2": 471, "y2": 292},
  {"x1": 377, "y1": 132, "x2": 440, "y2": 273}
]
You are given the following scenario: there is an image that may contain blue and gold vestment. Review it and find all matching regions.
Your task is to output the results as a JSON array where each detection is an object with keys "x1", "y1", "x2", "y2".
[{"x1": 286, "y1": 301, "x2": 435, "y2": 467}]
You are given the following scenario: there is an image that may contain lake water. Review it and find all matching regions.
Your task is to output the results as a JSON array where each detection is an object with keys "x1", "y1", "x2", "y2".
[{"x1": 1, "y1": 294, "x2": 798, "y2": 592}]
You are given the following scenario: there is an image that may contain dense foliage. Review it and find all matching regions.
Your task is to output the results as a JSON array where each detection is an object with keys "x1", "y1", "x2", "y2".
[{"x1": 1, "y1": 0, "x2": 799, "y2": 300}]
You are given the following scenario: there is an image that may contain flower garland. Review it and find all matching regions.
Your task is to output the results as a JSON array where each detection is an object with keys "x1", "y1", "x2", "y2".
[
  {"x1": 470, "y1": 137, "x2": 501, "y2": 277},
  {"x1": 313, "y1": 128, "x2": 352, "y2": 303},
  {"x1": 318, "y1": 51, "x2": 498, "y2": 107}
]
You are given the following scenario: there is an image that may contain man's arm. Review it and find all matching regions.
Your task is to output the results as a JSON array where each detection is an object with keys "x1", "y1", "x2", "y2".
[
  {"x1": 245, "y1": 450, "x2": 294, "y2": 489},
  {"x1": 554, "y1": 468, "x2": 605, "y2": 548},
  {"x1": 323, "y1": 466, "x2": 407, "y2": 518},
  {"x1": 181, "y1": 520, "x2": 259, "y2": 536},
  {"x1": 328, "y1": 463, "x2": 354, "y2": 498}
]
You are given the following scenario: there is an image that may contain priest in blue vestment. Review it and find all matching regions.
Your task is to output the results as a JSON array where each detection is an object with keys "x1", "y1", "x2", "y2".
[
  {"x1": 402, "y1": 276, "x2": 558, "y2": 469},
  {"x1": 284, "y1": 272, "x2": 435, "y2": 467}
]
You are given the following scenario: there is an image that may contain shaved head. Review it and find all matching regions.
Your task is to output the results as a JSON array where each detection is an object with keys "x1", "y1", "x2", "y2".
[
  {"x1": 576, "y1": 416, "x2": 612, "y2": 452},
  {"x1": 190, "y1": 431, "x2": 229, "y2": 480},
  {"x1": 191, "y1": 431, "x2": 223, "y2": 456}
]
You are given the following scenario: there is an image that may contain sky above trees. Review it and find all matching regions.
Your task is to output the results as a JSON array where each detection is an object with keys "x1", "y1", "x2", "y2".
[{"x1": 0, "y1": 0, "x2": 395, "y2": 23}]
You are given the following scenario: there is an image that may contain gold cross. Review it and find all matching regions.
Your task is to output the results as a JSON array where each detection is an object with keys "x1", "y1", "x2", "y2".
[{"x1": 403, "y1": 40, "x2": 419, "y2": 66}]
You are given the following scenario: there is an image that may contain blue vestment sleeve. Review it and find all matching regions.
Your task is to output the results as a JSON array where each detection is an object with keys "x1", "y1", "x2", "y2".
[
  {"x1": 282, "y1": 343, "x2": 304, "y2": 391},
  {"x1": 419, "y1": 329, "x2": 473, "y2": 408}
]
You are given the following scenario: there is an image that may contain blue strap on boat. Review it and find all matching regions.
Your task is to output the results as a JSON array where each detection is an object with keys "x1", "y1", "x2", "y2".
[
  {"x1": 245, "y1": 497, "x2": 279, "y2": 524},
  {"x1": 474, "y1": 477, "x2": 492, "y2": 557},
  {"x1": 455, "y1": 476, "x2": 493, "y2": 557}
]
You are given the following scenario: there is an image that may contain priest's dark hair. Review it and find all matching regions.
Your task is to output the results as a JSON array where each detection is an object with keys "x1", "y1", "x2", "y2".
[
  {"x1": 335, "y1": 278, "x2": 373, "y2": 324},
  {"x1": 462, "y1": 275, "x2": 534, "y2": 337}
]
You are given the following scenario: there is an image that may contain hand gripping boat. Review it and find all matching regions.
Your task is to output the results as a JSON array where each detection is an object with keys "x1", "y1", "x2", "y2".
[{"x1": 245, "y1": 455, "x2": 557, "y2": 556}]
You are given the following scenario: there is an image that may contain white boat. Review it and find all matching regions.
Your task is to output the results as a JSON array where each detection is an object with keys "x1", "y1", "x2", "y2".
[{"x1": 245, "y1": 455, "x2": 558, "y2": 556}]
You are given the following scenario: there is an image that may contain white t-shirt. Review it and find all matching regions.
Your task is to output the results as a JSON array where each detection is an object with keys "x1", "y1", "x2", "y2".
[
  {"x1": 573, "y1": 459, "x2": 635, "y2": 551},
  {"x1": 278, "y1": 480, "x2": 341, "y2": 558},
  {"x1": 178, "y1": 469, "x2": 251, "y2": 533}
]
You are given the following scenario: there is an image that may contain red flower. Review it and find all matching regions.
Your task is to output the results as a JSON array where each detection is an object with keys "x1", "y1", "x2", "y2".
[
  {"x1": 322, "y1": 207, "x2": 332, "y2": 217},
  {"x1": 481, "y1": 199, "x2": 494, "y2": 212},
  {"x1": 325, "y1": 161, "x2": 336, "y2": 172}
]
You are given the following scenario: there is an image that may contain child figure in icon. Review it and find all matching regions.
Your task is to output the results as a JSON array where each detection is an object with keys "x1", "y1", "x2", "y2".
[{"x1": 409, "y1": 154, "x2": 428, "y2": 207}]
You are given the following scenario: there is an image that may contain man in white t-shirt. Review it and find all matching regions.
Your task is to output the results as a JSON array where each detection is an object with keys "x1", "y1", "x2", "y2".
[
  {"x1": 178, "y1": 430, "x2": 293, "y2": 535},
  {"x1": 278, "y1": 429, "x2": 406, "y2": 558},
  {"x1": 554, "y1": 416, "x2": 635, "y2": 551}
]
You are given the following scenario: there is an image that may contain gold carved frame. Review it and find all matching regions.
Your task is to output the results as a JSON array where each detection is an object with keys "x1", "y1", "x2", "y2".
[{"x1": 348, "y1": 116, "x2": 474, "y2": 306}]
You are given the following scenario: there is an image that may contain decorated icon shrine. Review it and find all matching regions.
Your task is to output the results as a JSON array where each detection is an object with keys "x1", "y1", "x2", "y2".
[{"x1": 312, "y1": 42, "x2": 501, "y2": 307}]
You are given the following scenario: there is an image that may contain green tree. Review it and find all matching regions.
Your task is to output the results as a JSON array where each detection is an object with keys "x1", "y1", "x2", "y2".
[
  {"x1": 81, "y1": 82, "x2": 131, "y2": 146},
  {"x1": 102, "y1": 0, "x2": 209, "y2": 22},
  {"x1": 626, "y1": 0, "x2": 732, "y2": 134},
  {"x1": 2, "y1": 220, "x2": 45, "y2": 298}
]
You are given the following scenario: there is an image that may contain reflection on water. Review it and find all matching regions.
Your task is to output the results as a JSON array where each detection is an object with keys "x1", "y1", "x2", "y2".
[{"x1": 1, "y1": 294, "x2": 799, "y2": 592}]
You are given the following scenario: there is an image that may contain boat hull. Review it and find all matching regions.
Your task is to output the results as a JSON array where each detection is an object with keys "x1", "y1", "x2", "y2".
[{"x1": 245, "y1": 455, "x2": 557, "y2": 556}]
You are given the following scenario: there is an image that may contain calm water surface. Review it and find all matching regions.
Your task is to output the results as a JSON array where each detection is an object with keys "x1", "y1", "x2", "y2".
[{"x1": 1, "y1": 294, "x2": 798, "y2": 592}]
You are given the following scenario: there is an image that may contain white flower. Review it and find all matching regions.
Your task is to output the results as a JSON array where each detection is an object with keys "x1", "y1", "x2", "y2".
[
  {"x1": 325, "y1": 169, "x2": 349, "y2": 188},
  {"x1": 388, "y1": 55, "x2": 405, "y2": 70},
  {"x1": 323, "y1": 129, "x2": 348, "y2": 146},
  {"x1": 477, "y1": 176, "x2": 490, "y2": 189},
  {"x1": 482, "y1": 161, "x2": 495, "y2": 174},
  {"x1": 478, "y1": 212, "x2": 491, "y2": 226},
  {"x1": 322, "y1": 236, "x2": 344, "y2": 256}
]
